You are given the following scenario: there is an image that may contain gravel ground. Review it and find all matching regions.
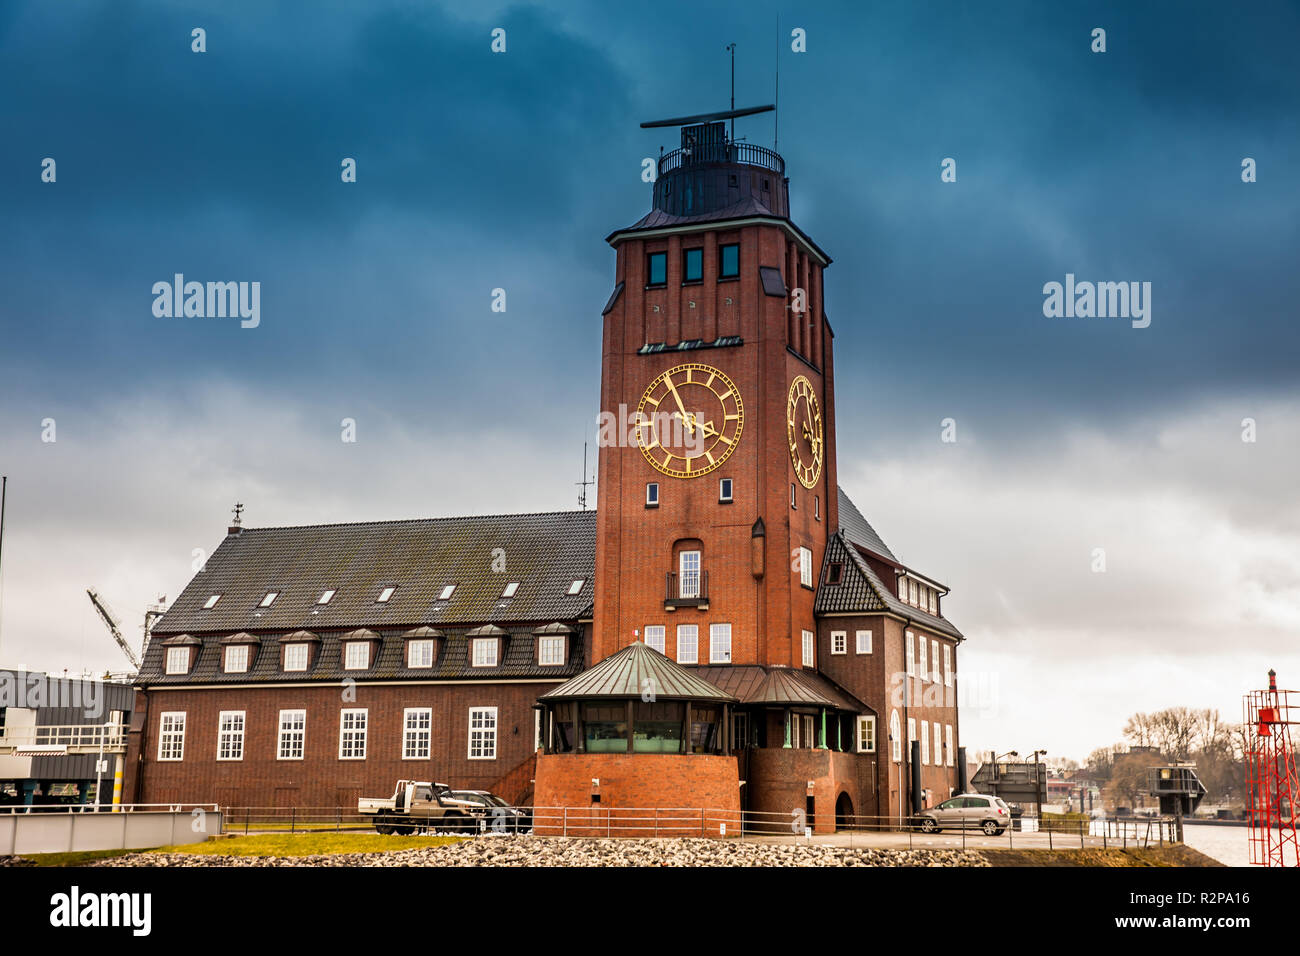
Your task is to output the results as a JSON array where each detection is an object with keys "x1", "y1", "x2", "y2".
[{"x1": 85, "y1": 837, "x2": 990, "y2": 867}]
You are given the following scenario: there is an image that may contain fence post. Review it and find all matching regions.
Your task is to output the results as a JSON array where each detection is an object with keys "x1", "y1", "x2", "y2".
[
  {"x1": 336, "y1": 807, "x2": 341, "y2": 833},
  {"x1": 245, "y1": 808, "x2": 250, "y2": 836},
  {"x1": 1047, "y1": 825, "x2": 1053, "y2": 850},
  {"x1": 1080, "y1": 820, "x2": 1084, "y2": 849},
  {"x1": 291, "y1": 807, "x2": 296, "y2": 834},
  {"x1": 563, "y1": 806, "x2": 568, "y2": 837}
]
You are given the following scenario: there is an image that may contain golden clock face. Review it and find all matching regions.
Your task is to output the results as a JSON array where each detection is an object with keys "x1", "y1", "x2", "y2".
[
  {"x1": 787, "y1": 374, "x2": 823, "y2": 489},
  {"x1": 635, "y1": 363, "x2": 744, "y2": 478}
]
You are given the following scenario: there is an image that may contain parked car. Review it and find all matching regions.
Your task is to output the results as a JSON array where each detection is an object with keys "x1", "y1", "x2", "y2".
[
  {"x1": 442, "y1": 790, "x2": 532, "y2": 832},
  {"x1": 913, "y1": 793, "x2": 1011, "y2": 835},
  {"x1": 358, "y1": 780, "x2": 476, "y2": 834}
]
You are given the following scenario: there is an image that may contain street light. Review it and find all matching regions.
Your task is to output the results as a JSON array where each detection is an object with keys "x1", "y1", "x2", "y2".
[
  {"x1": 1027, "y1": 749, "x2": 1046, "y2": 821},
  {"x1": 992, "y1": 750, "x2": 1019, "y2": 787}
]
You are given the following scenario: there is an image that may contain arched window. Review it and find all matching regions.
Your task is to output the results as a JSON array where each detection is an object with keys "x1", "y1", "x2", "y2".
[{"x1": 890, "y1": 710, "x2": 902, "y2": 763}]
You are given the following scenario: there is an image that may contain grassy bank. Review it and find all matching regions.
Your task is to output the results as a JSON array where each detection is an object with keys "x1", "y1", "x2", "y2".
[{"x1": 983, "y1": 845, "x2": 1223, "y2": 867}]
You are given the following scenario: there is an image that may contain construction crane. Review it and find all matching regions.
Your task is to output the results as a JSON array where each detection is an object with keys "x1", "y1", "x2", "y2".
[{"x1": 86, "y1": 588, "x2": 139, "y2": 672}]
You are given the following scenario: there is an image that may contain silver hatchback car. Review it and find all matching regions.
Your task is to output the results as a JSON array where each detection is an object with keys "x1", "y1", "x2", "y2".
[{"x1": 914, "y1": 793, "x2": 1011, "y2": 835}]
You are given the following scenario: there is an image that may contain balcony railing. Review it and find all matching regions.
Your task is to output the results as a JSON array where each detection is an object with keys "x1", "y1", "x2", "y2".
[
  {"x1": 665, "y1": 570, "x2": 709, "y2": 610},
  {"x1": 657, "y1": 141, "x2": 785, "y2": 178}
]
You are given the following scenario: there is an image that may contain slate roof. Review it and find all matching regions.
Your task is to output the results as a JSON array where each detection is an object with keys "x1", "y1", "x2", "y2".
[
  {"x1": 137, "y1": 623, "x2": 585, "y2": 686},
  {"x1": 697, "y1": 665, "x2": 869, "y2": 713},
  {"x1": 837, "y1": 487, "x2": 897, "y2": 561},
  {"x1": 540, "y1": 641, "x2": 735, "y2": 702},
  {"x1": 154, "y1": 510, "x2": 597, "y2": 636},
  {"x1": 815, "y1": 531, "x2": 964, "y2": 640}
]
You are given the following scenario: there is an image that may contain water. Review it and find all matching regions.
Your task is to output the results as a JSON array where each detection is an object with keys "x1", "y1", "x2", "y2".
[{"x1": 1181, "y1": 823, "x2": 1250, "y2": 867}]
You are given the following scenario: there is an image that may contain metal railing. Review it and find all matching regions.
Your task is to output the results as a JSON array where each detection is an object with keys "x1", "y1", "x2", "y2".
[
  {"x1": 665, "y1": 570, "x2": 709, "y2": 606},
  {"x1": 658, "y1": 142, "x2": 784, "y2": 177},
  {"x1": 0, "y1": 721, "x2": 128, "y2": 754}
]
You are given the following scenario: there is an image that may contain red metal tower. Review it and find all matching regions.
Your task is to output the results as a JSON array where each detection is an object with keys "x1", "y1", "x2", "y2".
[{"x1": 1243, "y1": 669, "x2": 1300, "y2": 866}]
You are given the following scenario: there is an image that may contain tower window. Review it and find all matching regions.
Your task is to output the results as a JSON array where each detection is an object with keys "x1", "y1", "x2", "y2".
[
  {"x1": 719, "y1": 478, "x2": 733, "y2": 503},
  {"x1": 647, "y1": 252, "x2": 667, "y2": 287},
  {"x1": 646, "y1": 482, "x2": 659, "y2": 507},
  {"x1": 719, "y1": 244, "x2": 739, "y2": 278},
  {"x1": 790, "y1": 483, "x2": 797, "y2": 509},
  {"x1": 683, "y1": 248, "x2": 703, "y2": 283},
  {"x1": 814, "y1": 495, "x2": 820, "y2": 520}
]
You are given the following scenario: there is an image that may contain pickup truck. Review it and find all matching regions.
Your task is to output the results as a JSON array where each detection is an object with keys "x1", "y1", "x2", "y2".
[{"x1": 358, "y1": 780, "x2": 475, "y2": 835}]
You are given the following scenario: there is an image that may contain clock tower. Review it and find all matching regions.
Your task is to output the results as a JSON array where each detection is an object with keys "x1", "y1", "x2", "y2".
[{"x1": 592, "y1": 106, "x2": 837, "y2": 671}]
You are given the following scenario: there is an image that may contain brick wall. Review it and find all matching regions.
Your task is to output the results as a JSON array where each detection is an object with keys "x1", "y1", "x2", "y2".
[
  {"x1": 746, "y1": 747, "x2": 879, "y2": 834},
  {"x1": 532, "y1": 752, "x2": 740, "y2": 836},
  {"x1": 125, "y1": 681, "x2": 557, "y2": 808}
]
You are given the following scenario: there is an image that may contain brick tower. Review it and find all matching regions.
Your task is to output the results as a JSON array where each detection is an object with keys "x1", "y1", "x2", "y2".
[{"x1": 592, "y1": 105, "x2": 836, "y2": 671}]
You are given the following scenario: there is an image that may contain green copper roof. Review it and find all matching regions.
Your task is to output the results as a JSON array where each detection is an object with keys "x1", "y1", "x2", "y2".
[{"x1": 540, "y1": 641, "x2": 736, "y2": 703}]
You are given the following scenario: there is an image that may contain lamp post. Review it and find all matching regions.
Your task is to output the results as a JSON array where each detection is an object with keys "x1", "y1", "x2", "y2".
[{"x1": 1028, "y1": 749, "x2": 1046, "y2": 822}]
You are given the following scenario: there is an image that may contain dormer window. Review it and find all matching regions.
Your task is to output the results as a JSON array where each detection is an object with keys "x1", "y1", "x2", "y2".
[
  {"x1": 438, "y1": 584, "x2": 456, "y2": 601},
  {"x1": 538, "y1": 636, "x2": 565, "y2": 666},
  {"x1": 827, "y1": 562, "x2": 843, "y2": 586},
  {"x1": 165, "y1": 646, "x2": 190, "y2": 674},
  {"x1": 567, "y1": 579, "x2": 585, "y2": 595},
  {"x1": 203, "y1": 594, "x2": 221, "y2": 610},
  {"x1": 224, "y1": 645, "x2": 249, "y2": 673},
  {"x1": 317, "y1": 589, "x2": 336, "y2": 605},
  {"x1": 501, "y1": 582, "x2": 519, "y2": 599},
  {"x1": 343, "y1": 641, "x2": 370, "y2": 670},
  {"x1": 259, "y1": 592, "x2": 278, "y2": 608},
  {"x1": 407, "y1": 639, "x2": 434, "y2": 668},
  {"x1": 376, "y1": 586, "x2": 396, "y2": 603},
  {"x1": 472, "y1": 638, "x2": 499, "y2": 668},
  {"x1": 283, "y1": 643, "x2": 310, "y2": 672}
]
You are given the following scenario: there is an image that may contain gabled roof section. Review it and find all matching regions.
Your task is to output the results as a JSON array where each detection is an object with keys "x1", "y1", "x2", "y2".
[
  {"x1": 155, "y1": 510, "x2": 597, "y2": 634},
  {"x1": 540, "y1": 641, "x2": 735, "y2": 703},
  {"x1": 816, "y1": 531, "x2": 964, "y2": 640},
  {"x1": 837, "y1": 486, "x2": 897, "y2": 562}
]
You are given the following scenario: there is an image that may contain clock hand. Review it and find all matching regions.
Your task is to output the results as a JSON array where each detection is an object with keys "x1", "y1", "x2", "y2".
[{"x1": 665, "y1": 377, "x2": 693, "y2": 436}]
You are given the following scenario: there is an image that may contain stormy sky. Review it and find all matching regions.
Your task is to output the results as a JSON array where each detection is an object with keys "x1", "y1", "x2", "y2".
[{"x1": 1, "y1": 0, "x2": 1297, "y2": 761}]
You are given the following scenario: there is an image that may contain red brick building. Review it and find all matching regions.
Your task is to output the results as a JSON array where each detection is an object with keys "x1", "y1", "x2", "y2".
[{"x1": 126, "y1": 109, "x2": 965, "y2": 829}]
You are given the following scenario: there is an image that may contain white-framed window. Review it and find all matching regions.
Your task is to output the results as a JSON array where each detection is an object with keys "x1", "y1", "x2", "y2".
[
  {"x1": 679, "y1": 551, "x2": 701, "y2": 598},
  {"x1": 814, "y1": 495, "x2": 820, "y2": 519},
  {"x1": 790, "y1": 712, "x2": 802, "y2": 748},
  {"x1": 856, "y1": 715, "x2": 876, "y2": 753},
  {"x1": 469, "y1": 707, "x2": 497, "y2": 759},
  {"x1": 407, "y1": 639, "x2": 434, "y2": 668},
  {"x1": 676, "y1": 624, "x2": 698, "y2": 664},
  {"x1": 472, "y1": 638, "x2": 499, "y2": 667},
  {"x1": 931, "y1": 639, "x2": 941, "y2": 683},
  {"x1": 907, "y1": 716, "x2": 917, "y2": 759},
  {"x1": 943, "y1": 644, "x2": 952, "y2": 687},
  {"x1": 921, "y1": 720, "x2": 930, "y2": 765},
  {"x1": 343, "y1": 641, "x2": 370, "y2": 670},
  {"x1": 719, "y1": 477, "x2": 733, "y2": 502},
  {"x1": 501, "y1": 581, "x2": 519, "y2": 598},
  {"x1": 918, "y1": 637, "x2": 928, "y2": 683},
  {"x1": 790, "y1": 483, "x2": 796, "y2": 508},
  {"x1": 709, "y1": 623, "x2": 732, "y2": 663},
  {"x1": 277, "y1": 709, "x2": 306, "y2": 760},
  {"x1": 890, "y1": 710, "x2": 902, "y2": 763},
  {"x1": 224, "y1": 644, "x2": 249, "y2": 674},
  {"x1": 164, "y1": 646, "x2": 190, "y2": 675},
  {"x1": 801, "y1": 629, "x2": 815, "y2": 667},
  {"x1": 259, "y1": 591, "x2": 278, "y2": 607},
  {"x1": 377, "y1": 586, "x2": 396, "y2": 603},
  {"x1": 283, "y1": 642, "x2": 309, "y2": 672},
  {"x1": 403, "y1": 708, "x2": 431, "y2": 759},
  {"x1": 438, "y1": 584, "x2": 456, "y2": 600},
  {"x1": 798, "y1": 547, "x2": 813, "y2": 587},
  {"x1": 910, "y1": 579, "x2": 919, "y2": 607},
  {"x1": 217, "y1": 710, "x2": 244, "y2": 761},
  {"x1": 905, "y1": 631, "x2": 916, "y2": 677},
  {"x1": 157, "y1": 712, "x2": 185, "y2": 761},
  {"x1": 928, "y1": 589, "x2": 937, "y2": 615},
  {"x1": 831, "y1": 630, "x2": 846, "y2": 655},
  {"x1": 856, "y1": 629, "x2": 872, "y2": 654},
  {"x1": 567, "y1": 579, "x2": 585, "y2": 595},
  {"x1": 934, "y1": 722, "x2": 943, "y2": 769},
  {"x1": 339, "y1": 709, "x2": 367, "y2": 760},
  {"x1": 646, "y1": 482, "x2": 659, "y2": 506},
  {"x1": 644, "y1": 625, "x2": 666, "y2": 654},
  {"x1": 202, "y1": 594, "x2": 221, "y2": 609},
  {"x1": 946, "y1": 724, "x2": 955, "y2": 766},
  {"x1": 317, "y1": 589, "x2": 336, "y2": 604},
  {"x1": 538, "y1": 635, "x2": 565, "y2": 665}
]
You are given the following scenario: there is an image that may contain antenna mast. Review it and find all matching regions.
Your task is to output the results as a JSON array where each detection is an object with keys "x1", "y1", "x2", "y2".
[
  {"x1": 726, "y1": 42, "x2": 736, "y2": 141},
  {"x1": 576, "y1": 442, "x2": 594, "y2": 510}
]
